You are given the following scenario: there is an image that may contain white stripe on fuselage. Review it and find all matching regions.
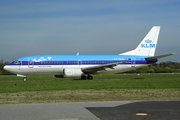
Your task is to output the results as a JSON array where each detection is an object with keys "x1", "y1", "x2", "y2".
[{"x1": 6, "y1": 64, "x2": 147, "y2": 76}]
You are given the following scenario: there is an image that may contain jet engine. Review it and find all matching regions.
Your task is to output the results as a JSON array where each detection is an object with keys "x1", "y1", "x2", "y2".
[{"x1": 63, "y1": 68, "x2": 83, "y2": 77}]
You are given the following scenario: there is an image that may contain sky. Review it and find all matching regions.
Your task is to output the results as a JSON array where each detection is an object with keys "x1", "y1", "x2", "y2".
[{"x1": 0, "y1": 0, "x2": 180, "y2": 63}]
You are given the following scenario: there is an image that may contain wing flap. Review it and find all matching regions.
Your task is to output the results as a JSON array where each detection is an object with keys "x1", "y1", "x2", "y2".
[{"x1": 82, "y1": 62, "x2": 125, "y2": 74}]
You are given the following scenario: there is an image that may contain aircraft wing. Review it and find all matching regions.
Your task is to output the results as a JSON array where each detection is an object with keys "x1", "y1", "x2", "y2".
[
  {"x1": 145, "y1": 53, "x2": 176, "y2": 60},
  {"x1": 82, "y1": 62, "x2": 125, "y2": 74}
]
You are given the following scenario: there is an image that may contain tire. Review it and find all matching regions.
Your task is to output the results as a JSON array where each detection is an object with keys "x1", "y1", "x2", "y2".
[
  {"x1": 87, "y1": 75, "x2": 93, "y2": 80},
  {"x1": 23, "y1": 78, "x2": 27, "y2": 81},
  {"x1": 81, "y1": 76, "x2": 86, "y2": 80}
]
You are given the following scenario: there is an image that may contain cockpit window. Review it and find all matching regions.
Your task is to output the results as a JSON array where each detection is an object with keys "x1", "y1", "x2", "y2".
[{"x1": 12, "y1": 60, "x2": 21, "y2": 64}]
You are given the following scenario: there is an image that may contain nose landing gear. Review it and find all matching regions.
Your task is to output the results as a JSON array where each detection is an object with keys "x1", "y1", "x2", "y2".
[{"x1": 23, "y1": 77, "x2": 27, "y2": 81}]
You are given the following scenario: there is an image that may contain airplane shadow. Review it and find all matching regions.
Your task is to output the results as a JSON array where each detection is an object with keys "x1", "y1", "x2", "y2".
[
  {"x1": 73, "y1": 78, "x2": 92, "y2": 80},
  {"x1": 73, "y1": 78, "x2": 84, "y2": 80},
  {"x1": 134, "y1": 78, "x2": 144, "y2": 79}
]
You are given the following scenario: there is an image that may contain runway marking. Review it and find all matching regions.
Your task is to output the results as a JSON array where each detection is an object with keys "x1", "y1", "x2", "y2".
[
  {"x1": 49, "y1": 118, "x2": 78, "y2": 120},
  {"x1": 132, "y1": 113, "x2": 151, "y2": 116}
]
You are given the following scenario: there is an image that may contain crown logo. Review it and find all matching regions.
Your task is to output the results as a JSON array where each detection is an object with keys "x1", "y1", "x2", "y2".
[
  {"x1": 47, "y1": 57, "x2": 52, "y2": 61},
  {"x1": 145, "y1": 39, "x2": 152, "y2": 43}
]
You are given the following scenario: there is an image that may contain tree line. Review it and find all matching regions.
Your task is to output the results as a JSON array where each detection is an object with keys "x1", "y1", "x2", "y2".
[
  {"x1": 0, "y1": 59, "x2": 180, "y2": 75},
  {"x1": 127, "y1": 61, "x2": 180, "y2": 73}
]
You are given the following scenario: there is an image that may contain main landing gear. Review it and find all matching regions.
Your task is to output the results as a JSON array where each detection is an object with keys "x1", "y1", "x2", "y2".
[
  {"x1": 81, "y1": 75, "x2": 93, "y2": 80},
  {"x1": 87, "y1": 75, "x2": 93, "y2": 80}
]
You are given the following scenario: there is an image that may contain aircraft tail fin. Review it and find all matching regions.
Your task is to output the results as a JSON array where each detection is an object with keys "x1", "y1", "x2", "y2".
[{"x1": 120, "y1": 26, "x2": 160, "y2": 56}]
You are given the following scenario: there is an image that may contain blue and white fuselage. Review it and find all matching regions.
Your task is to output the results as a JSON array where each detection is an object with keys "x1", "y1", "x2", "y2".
[
  {"x1": 4, "y1": 26, "x2": 175, "y2": 80},
  {"x1": 5, "y1": 55, "x2": 156, "y2": 75}
]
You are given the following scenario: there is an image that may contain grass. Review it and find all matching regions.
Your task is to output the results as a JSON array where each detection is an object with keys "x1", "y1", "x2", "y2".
[
  {"x1": 0, "y1": 74, "x2": 180, "y2": 105},
  {"x1": 0, "y1": 74, "x2": 180, "y2": 93}
]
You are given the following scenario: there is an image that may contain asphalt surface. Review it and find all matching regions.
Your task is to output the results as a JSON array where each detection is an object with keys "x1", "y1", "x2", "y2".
[
  {"x1": 87, "y1": 101, "x2": 180, "y2": 120},
  {"x1": 0, "y1": 101, "x2": 179, "y2": 120}
]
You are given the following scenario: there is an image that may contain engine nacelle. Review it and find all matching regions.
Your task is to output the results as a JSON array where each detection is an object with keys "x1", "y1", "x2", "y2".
[{"x1": 63, "y1": 68, "x2": 83, "y2": 78}]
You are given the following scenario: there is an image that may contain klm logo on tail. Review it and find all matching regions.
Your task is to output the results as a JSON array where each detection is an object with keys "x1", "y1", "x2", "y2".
[{"x1": 141, "y1": 39, "x2": 155, "y2": 48}]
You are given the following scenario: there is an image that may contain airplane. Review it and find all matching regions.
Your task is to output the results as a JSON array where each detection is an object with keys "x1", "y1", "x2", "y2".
[{"x1": 4, "y1": 26, "x2": 175, "y2": 81}]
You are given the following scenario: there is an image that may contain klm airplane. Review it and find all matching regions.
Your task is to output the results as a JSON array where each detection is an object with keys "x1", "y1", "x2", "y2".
[{"x1": 4, "y1": 26, "x2": 175, "y2": 81}]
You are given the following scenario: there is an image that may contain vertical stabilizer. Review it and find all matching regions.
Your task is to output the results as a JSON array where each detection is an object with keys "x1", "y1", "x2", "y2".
[{"x1": 120, "y1": 26, "x2": 160, "y2": 56}]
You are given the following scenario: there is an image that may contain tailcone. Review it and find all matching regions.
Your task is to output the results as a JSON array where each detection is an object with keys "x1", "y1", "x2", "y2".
[{"x1": 146, "y1": 58, "x2": 158, "y2": 64}]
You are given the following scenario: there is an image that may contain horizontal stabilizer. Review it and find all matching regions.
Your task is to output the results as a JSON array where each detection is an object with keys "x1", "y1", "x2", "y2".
[{"x1": 145, "y1": 53, "x2": 176, "y2": 60}]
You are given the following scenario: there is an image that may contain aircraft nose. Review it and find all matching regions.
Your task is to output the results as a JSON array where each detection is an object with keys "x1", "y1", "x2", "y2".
[{"x1": 3, "y1": 65, "x2": 10, "y2": 71}]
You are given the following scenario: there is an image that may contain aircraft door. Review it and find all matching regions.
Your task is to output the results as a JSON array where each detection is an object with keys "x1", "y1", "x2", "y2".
[
  {"x1": 78, "y1": 60, "x2": 82, "y2": 66},
  {"x1": 19, "y1": 61, "x2": 22, "y2": 70},
  {"x1": 28, "y1": 58, "x2": 34, "y2": 68},
  {"x1": 131, "y1": 57, "x2": 135, "y2": 67}
]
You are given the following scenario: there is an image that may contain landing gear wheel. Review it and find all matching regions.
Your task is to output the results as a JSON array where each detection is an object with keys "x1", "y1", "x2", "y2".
[
  {"x1": 23, "y1": 77, "x2": 27, "y2": 82},
  {"x1": 87, "y1": 75, "x2": 93, "y2": 80},
  {"x1": 81, "y1": 76, "x2": 86, "y2": 80}
]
